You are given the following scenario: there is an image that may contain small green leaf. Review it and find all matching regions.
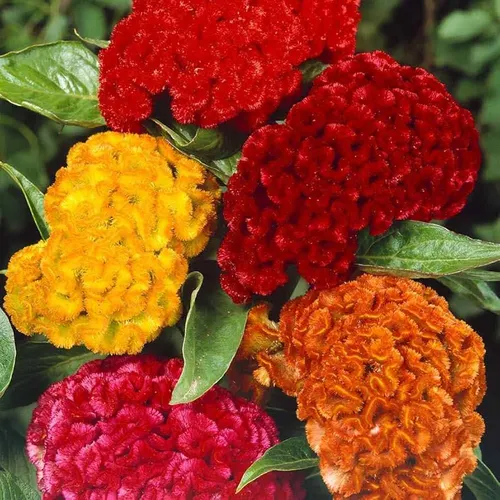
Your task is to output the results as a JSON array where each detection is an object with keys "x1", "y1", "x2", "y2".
[
  {"x1": 300, "y1": 59, "x2": 329, "y2": 86},
  {"x1": 237, "y1": 436, "x2": 319, "y2": 493},
  {"x1": 438, "y1": 10, "x2": 494, "y2": 43},
  {"x1": 171, "y1": 271, "x2": 250, "y2": 404},
  {"x1": 464, "y1": 451, "x2": 500, "y2": 499},
  {"x1": 74, "y1": 29, "x2": 109, "y2": 49},
  {"x1": 0, "y1": 341, "x2": 103, "y2": 410},
  {"x1": 0, "y1": 309, "x2": 15, "y2": 400},
  {"x1": 0, "y1": 471, "x2": 39, "y2": 500},
  {"x1": 439, "y1": 277, "x2": 500, "y2": 315},
  {"x1": 0, "y1": 41, "x2": 104, "y2": 128},
  {"x1": 356, "y1": 221, "x2": 500, "y2": 278},
  {"x1": 0, "y1": 161, "x2": 49, "y2": 240},
  {"x1": 495, "y1": 0, "x2": 500, "y2": 19},
  {"x1": 209, "y1": 152, "x2": 241, "y2": 183},
  {"x1": 0, "y1": 422, "x2": 37, "y2": 490}
]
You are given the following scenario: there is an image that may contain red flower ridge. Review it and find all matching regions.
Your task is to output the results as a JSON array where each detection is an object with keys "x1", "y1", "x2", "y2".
[
  {"x1": 26, "y1": 356, "x2": 304, "y2": 499},
  {"x1": 98, "y1": 0, "x2": 360, "y2": 132},
  {"x1": 219, "y1": 51, "x2": 481, "y2": 303}
]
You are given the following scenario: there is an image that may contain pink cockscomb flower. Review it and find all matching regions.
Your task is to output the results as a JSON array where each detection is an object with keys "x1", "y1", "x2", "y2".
[{"x1": 26, "y1": 356, "x2": 304, "y2": 499}]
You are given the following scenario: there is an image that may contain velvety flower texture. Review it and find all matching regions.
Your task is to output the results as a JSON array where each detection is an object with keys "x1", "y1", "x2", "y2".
[
  {"x1": 4, "y1": 132, "x2": 219, "y2": 354},
  {"x1": 219, "y1": 51, "x2": 481, "y2": 303},
  {"x1": 26, "y1": 356, "x2": 304, "y2": 499},
  {"x1": 99, "y1": 0, "x2": 360, "y2": 132},
  {"x1": 239, "y1": 275, "x2": 486, "y2": 499}
]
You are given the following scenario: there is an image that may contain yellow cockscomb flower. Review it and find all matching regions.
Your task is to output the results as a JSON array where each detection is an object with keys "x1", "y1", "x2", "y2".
[{"x1": 4, "y1": 132, "x2": 220, "y2": 354}]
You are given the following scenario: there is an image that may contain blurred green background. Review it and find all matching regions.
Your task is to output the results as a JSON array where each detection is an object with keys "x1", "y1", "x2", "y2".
[{"x1": 0, "y1": 0, "x2": 499, "y2": 486}]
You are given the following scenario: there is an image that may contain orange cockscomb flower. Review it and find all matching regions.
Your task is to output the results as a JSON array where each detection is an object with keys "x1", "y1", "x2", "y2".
[
  {"x1": 239, "y1": 275, "x2": 486, "y2": 499},
  {"x1": 4, "y1": 132, "x2": 220, "y2": 355}
]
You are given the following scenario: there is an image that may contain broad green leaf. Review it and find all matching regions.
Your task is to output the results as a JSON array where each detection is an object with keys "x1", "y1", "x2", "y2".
[
  {"x1": 0, "y1": 309, "x2": 15, "y2": 399},
  {"x1": 0, "y1": 341, "x2": 103, "y2": 410},
  {"x1": 464, "y1": 451, "x2": 500, "y2": 499},
  {"x1": 439, "y1": 277, "x2": 500, "y2": 315},
  {"x1": 171, "y1": 272, "x2": 250, "y2": 404},
  {"x1": 0, "y1": 471, "x2": 39, "y2": 500},
  {"x1": 237, "y1": 436, "x2": 319, "y2": 493},
  {"x1": 300, "y1": 59, "x2": 329, "y2": 86},
  {"x1": 0, "y1": 161, "x2": 49, "y2": 240},
  {"x1": 0, "y1": 422, "x2": 37, "y2": 489},
  {"x1": 356, "y1": 221, "x2": 500, "y2": 278},
  {"x1": 74, "y1": 29, "x2": 109, "y2": 49},
  {"x1": 438, "y1": 10, "x2": 494, "y2": 43},
  {"x1": 0, "y1": 41, "x2": 104, "y2": 128}
]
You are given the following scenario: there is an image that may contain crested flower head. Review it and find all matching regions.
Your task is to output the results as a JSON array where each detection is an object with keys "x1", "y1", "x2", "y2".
[
  {"x1": 219, "y1": 51, "x2": 481, "y2": 303},
  {"x1": 4, "y1": 132, "x2": 220, "y2": 354},
  {"x1": 239, "y1": 275, "x2": 486, "y2": 498},
  {"x1": 99, "y1": 0, "x2": 360, "y2": 132},
  {"x1": 26, "y1": 356, "x2": 305, "y2": 499}
]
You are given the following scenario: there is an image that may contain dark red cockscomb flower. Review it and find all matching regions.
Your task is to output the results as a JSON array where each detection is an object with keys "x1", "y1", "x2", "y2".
[
  {"x1": 26, "y1": 356, "x2": 304, "y2": 499},
  {"x1": 219, "y1": 51, "x2": 481, "y2": 303},
  {"x1": 99, "y1": 0, "x2": 360, "y2": 132}
]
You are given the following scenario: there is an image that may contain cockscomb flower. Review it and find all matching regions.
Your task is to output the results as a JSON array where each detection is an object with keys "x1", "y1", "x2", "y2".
[
  {"x1": 99, "y1": 0, "x2": 360, "y2": 132},
  {"x1": 26, "y1": 356, "x2": 305, "y2": 499},
  {"x1": 219, "y1": 51, "x2": 481, "y2": 303},
  {"x1": 237, "y1": 275, "x2": 486, "y2": 498},
  {"x1": 4, "y1": 132, "x2": 220, "y2": 354}
]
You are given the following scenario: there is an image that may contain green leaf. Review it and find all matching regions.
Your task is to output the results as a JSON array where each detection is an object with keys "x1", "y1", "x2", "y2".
[
  {"x1": 0, "y1": 471, "x2": 39, "y2": 500},
  {"x1": 73, "y1": 3, "x2": 107, "y2": 41},
  {"x1": 151, "y1": 118, "x2": 235, "y2": 157},
  {"x1": 237, "y1": 436, "x2": 319, "y2": 493},
  {"x1": 170, "y1": 271, "x2": 250, "y2": 404},
  {"x1": 356, "y1": 221, "x2": 500, "y2": 278},
  {"x1": 0, "y1": 161, "x2": 49, "y2": 240},
  {"x1": 0, "y1": 41, "x2": 104, "y2": 128},
  {"x1": 495, "y1": 0, "x2": 500, "y2": 19},
  {"x1": 438, "y1": 10, "x2": 494, "y2": 43},
  {"x1": 0, "y1": 422, "x2": 37, "y2": 490},
  {"x1": 0, "y1": 341, "x2": 103, "y2": 410},
  {"x1": 439, "y1": 277, "x2": 500, "y2": 315},
  {"x1": 300, "y1": 59, "x2": 329, "y2": 86},
  {"x1": 0, "y1": 309, "x2": 15, "y2": 400},
  {"x1": 209, "y1": 152, "x2": 241, "y2": 183},
  {"x1": 74, "y1": 29, "x2": 109, "y2": 49},
  {"x1": 464, "y1": 452, "x2": 500, "y2": 499},
  {"x1": 475, "y1": 218, "x2": 500, "y2": 243},
  {"x1": 456, "y1": 269, "x2": 500, "y2": 281}
]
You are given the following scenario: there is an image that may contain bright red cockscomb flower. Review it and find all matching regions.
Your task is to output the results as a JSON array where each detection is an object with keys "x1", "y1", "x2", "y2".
[
  {"x1": 99, "y1": 0, "x2": 360, "y2": 132},
  {"x1": 26, "y1": 356, "x2": 305, "y2": 499},
  {"x1": 219, "y1": 51, "x2": 481, "y2": 303}
]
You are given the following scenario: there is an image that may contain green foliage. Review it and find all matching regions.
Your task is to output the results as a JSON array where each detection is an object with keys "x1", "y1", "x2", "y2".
[
  {"x1": 0, "y1": 471, "x2": 39, "y2": 500},
  {"x1": 0, "y1": 42, "x2": 104, "y2": 128},
  {"x1": 0, "y1": 161, "x2": 49, "y2": 240},
  {"x1": 237, "y1": 436, "x2": 319, "y2": 493},
  {"x1": 465, "y1": 448, "x2": 500, "y2": 499},
  {"x1": 171, "y1": 271, "x2": 250, "y2": 404},
  {"x1": 0, "y1": 309, "x2": 15, "y2": 399},
  {"x1": 356, "y1": 221, "x2": 500, "y2": 278},
  {"x1": 0, "y1": 340, "x2": 103, "y2": 410}
]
